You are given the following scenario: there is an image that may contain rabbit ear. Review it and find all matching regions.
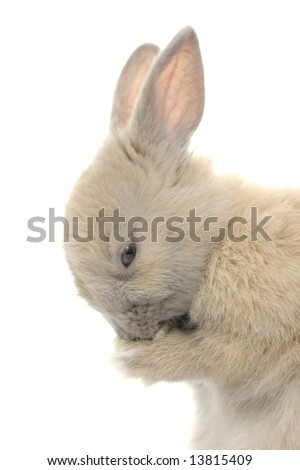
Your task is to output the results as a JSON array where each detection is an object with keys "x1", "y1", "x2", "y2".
[
  {"x1": 132, "y1": 27, "x2": 204, "y2": 156},
  {"x1": 110, "y1": 43, "x2": 160, "y2": 131}
]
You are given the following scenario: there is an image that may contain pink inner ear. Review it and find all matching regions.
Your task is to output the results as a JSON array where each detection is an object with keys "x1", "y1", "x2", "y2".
[
  {"x1": 156, "y1": 41, "x2": 202, "y2": 135},
  {"x1": 120, "y1": 59, "x2": 157, "y2": 128}
]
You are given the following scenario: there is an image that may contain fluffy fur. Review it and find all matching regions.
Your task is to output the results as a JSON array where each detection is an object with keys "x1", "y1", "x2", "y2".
[{"x1": 65, "y1": 27, "x2": 300, "y2": 449}]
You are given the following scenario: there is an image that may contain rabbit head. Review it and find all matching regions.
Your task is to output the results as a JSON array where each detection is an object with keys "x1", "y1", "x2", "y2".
[{"x1": 65, "y1": 27, "x2": 210, "y2": 340}]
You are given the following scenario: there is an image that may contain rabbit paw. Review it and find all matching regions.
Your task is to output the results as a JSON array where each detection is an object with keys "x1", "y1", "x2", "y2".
[
  {"x1": 112, "y1": 337, "x2": 160, "y2": 384},
  {"x1": 112, "y1": 329, "x2": 190, "y2": 384}
]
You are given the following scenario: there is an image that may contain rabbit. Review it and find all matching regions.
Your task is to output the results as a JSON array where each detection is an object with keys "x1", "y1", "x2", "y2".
[{"x1": 64, "y1": 26, "x2": 300, "y2": 449}]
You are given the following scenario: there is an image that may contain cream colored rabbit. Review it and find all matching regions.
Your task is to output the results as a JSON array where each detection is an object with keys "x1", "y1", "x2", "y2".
[{"x1": 65, "y1": 27, "x2": 300, "y2": 449}]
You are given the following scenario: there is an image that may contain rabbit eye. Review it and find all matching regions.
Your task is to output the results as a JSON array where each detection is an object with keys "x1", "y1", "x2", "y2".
[{"x1": 121, "y1": 243, "x2": 137, "y2": 267}]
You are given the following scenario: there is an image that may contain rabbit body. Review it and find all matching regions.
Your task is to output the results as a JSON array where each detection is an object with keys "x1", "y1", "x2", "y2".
[{"x1": 65, "y1": 27, "x2": 300, "y2": 449}]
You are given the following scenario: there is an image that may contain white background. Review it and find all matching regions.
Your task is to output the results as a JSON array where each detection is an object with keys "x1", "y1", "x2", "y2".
[{"x1": 1, "y1": 1, "x2": 300, "y2": 468}]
